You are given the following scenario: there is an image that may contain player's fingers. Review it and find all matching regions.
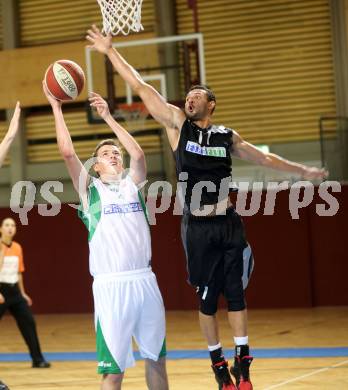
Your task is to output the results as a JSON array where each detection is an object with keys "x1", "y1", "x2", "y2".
[
  {"x1": 92, "y1": 25, "x2": 102, "y2": 37},
  {"x1": 90, "y1": 96, "x2": 105, "y2": 103},
  {"x1": 42, "y1": 80, "x2": 48, "y2": 93},
  {"x1": 12, "y1": 101, "x2": 21, "y2": 115},
  {"x1": 90, "y1": 101, "x2": 104, "y2": 107},
  {"x1": 86, "y1": 37, "x2": 96, "y2": 46},
  {"x1": 89, "y1": 98, "x2": 104, "y2": 105},
  {"x1": 86, "y1": 36, "x2": 95, "y2": 44},
  {"x1": 92, "y1": 24, "x2": 101, "y2": 34},
  {"x1": 318, "y1": 168, "x2": 327, "y2": 177},
  {"x1": 86, "y1": 29, "x2": 98, "y2": 39},
  {"x1": 87, "y1": 27, "x2": 98, "y2": 36},
  {"x1": 88, "y1": 92, "x2": 101, "y2": 99}
]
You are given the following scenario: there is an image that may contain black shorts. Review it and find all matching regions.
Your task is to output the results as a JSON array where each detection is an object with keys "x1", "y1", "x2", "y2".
[{"x1": 181, "y1": 207, "x2": 254, "y2": 313}]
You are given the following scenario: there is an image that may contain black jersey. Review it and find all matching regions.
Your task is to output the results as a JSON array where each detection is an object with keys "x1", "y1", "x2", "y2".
[{"x1": 174, "y1": 118, "x2": 233, "y2": 211}]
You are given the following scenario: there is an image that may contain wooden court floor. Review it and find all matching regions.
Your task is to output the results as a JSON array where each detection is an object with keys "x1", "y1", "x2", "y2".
[{"x1": 0, "y1": 307, "x2": 347, "y2": 389}]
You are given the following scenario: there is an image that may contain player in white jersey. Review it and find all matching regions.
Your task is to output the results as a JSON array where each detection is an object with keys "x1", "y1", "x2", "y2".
[
  {"x1": 0, "y1": 102, "x2": 21, "y2": 390},
  {"x1": 43, "y1": 84, "x2": 169, "y2": 390}
]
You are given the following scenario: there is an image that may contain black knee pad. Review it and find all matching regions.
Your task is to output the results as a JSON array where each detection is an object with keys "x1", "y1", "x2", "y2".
[
  {"x1": 225, "y1": 271, "x2": 246, "y2": 312},
  {"x1": 196, "y1": 286, "x2": 219, "y2": 316},
  {"x1": 199, "y1": 299, "x2": 218, "y2": 316},
  {"x1": 227, "y1": 298, "x2": 246, "y2": 312}
]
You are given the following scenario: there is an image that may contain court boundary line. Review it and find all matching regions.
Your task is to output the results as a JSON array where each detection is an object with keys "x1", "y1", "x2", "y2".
[
  {"x1": 263, "y1": 358, "x2": 348, "y2": 389},
  {"x1": 0, "y1": 347, "x2": 348, "y2": 362}
]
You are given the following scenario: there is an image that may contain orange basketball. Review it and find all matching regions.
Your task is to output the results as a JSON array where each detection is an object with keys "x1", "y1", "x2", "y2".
[{"x1": 44, "y1": 60, "x2": 85, "y2": 101}]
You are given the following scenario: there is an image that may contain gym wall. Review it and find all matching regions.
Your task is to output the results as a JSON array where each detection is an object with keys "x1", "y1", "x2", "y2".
[{"x1": 176, "y1": 0, "x2": 336, "y2": 145}]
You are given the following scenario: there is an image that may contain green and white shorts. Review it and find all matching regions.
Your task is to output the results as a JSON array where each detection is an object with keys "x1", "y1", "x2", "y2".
[{"x1": 93, "y1": 267, "x2": 166, "y2": 374}]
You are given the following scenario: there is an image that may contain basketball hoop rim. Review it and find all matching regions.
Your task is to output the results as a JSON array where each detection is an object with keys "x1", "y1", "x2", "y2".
[{"x1": 113, "y1": 102, "x2": 149, "y2": 122}]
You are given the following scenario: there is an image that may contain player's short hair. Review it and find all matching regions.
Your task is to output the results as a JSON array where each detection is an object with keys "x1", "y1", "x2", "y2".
[
  {"x1": 188, "y1": 85, "x2": 216, "y2": 113},
  {"x1": 92, "y1": 139, "x2": 122, "y2": 159}
]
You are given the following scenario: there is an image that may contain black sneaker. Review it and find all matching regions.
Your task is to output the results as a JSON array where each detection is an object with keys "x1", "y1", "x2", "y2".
[
  {"x1": 231, "y1": 356, "x2": 253, "y2": 390},
  {"x1": 0, "y1": 381, "x2": 9, "y2": 390},
  {"x1": 212, "y1": 360, "x2": 237, "y2": 390},
  {"x1": 32, "y1": 360, "x2": 51, "y2": 368}
]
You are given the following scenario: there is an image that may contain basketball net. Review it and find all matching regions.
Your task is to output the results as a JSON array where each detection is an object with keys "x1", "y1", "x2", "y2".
[
  {"x1": 97, "y1": 0, "x2": 144, "y2": 35},
  {"x1": 114, "y1": 102, "x2": 149, "y2": 131}
]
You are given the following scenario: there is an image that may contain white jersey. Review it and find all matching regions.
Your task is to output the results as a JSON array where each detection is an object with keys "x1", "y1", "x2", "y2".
[{"x1": 79, "y1": 175, "x2": 151, "y2": 276}]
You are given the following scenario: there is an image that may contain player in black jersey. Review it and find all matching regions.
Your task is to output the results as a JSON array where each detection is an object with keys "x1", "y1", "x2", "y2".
[{"x1": 87, "y1": 25, "x2": 328, "y2": 390}]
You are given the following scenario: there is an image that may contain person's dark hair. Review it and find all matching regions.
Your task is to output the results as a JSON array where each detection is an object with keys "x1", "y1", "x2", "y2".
[
  {"x1": 188, "y1": 85, "x2": 216, "y2": 113},
  {"x1": 92, "y1": 139, "x2": 122, "y2": 159}
]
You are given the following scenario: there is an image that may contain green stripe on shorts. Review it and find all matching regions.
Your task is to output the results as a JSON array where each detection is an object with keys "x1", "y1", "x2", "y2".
[
  {"x1": 159, "y1": 338, "x2": 167, "y2": 358},
  {"x1": 96, "y1": 320, "x2": 122, "y2": 374}
]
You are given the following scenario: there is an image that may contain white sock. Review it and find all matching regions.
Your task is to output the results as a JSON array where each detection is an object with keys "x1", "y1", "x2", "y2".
[
  {"x1": 234, "y1": 336, "x2": 248, "y2": 346},
  {"x1": 208, "y1": 342, "x2": 222, "y2": 352}
]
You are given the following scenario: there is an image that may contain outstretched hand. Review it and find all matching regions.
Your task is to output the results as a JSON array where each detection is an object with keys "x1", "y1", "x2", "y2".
[
  {"x1": 89, "y1": 92, "x2": 111, "y2": 120},
  {"x1": 42, "y1": 81, "x2": 62, "y2": 110},
  {"x1": 302, "y1": 167, "x2": 329, "y2": 180},
  {"x1": 86, "y1": 24, "x2": 113, "y2": 54}
]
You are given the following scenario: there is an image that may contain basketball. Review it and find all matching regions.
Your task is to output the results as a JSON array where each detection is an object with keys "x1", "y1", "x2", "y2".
[{"x1": 44, "y1": 60, "x2": 85, "y2": 101}]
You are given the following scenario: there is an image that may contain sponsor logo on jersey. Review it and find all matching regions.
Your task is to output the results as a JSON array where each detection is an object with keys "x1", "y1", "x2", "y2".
[
  {"x1": 104, "y1": 202, "x2": 142, "y2": 214},
  {"x1": 98, "y1": 361, "x2": 112, "y2": 368},
  {"x1": 185, "y1": 141, "x2": 227, "y2": 158}
]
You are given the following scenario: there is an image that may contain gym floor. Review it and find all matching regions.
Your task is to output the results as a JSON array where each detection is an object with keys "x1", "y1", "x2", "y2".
[{"x1": 1, "y1": 308, "x2": 347, "y2": 389}]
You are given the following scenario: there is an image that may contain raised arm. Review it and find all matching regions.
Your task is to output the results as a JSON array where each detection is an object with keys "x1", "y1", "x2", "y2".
[
  {"x1": 86, "y1": 25, "x2": 185, "y2": 150},
  {"x1": 89, "y1": 92, "x2": 146, "y2": 185},
  {"x1": 232, "y1": 130, "x2": 328, "y2": 180},
  {"x1": 0, "y1": 102, "x2": 21, "y2": 167},
  {"x1": 42, "y1": 82, "x2": 89, "y2": 201}
]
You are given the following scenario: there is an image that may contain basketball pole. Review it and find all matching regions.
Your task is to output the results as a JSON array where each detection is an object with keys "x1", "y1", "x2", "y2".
[
  {"x1": 187, "y1": 0, "x2": 199, "y2": 33},
  {"x1": 187, "y1": 0, "x2": 202, "y2": 86},
  {"x1": 105, "y1": 56, "x2": 116, "y2": 116}
]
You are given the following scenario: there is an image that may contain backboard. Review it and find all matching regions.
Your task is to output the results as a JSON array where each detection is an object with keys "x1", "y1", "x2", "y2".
[{"x1": 85, "y1": 33, "x2": 206, "y2": 125}]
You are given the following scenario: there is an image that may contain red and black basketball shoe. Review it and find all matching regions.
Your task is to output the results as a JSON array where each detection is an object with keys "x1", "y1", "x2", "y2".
[
  {"x1": 231, "y1": 355, "x2": 253, "y2": 390},
  {"x1": 212, "y1": 360, "x2": 237, "y2": 390}
]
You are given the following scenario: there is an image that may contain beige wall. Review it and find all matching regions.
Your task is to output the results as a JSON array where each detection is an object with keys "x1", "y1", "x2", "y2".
[{"x1": 0, "y1": 32, "x2": 157, "y2": 109}]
